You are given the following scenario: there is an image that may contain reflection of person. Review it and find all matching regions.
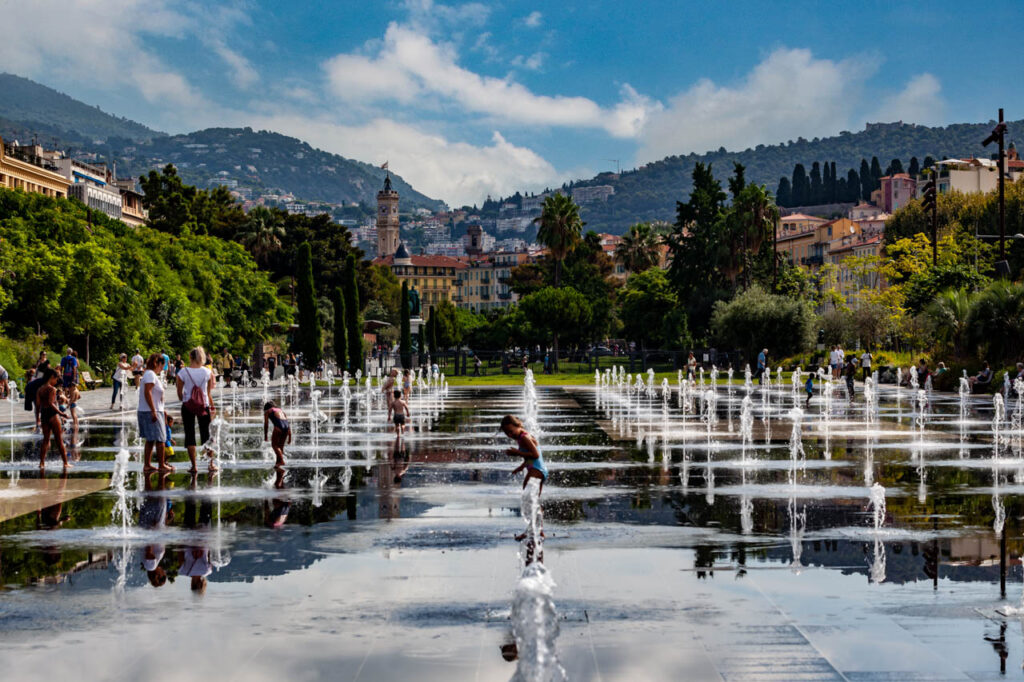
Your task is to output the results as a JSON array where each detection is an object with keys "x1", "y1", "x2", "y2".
[
  {"x1": 264, "y1": 468, "x2": 290, "y2": 528},
  {"x1": 390, "y1": 436, "x2": 411, "y2": 485},
  {"x1": 501, "y1": 415, "x2": 547, "y2": 494},
  {"x1": 263, "y1": 401, "x2": 291, "y2": 469},
  {"x1": 37, "y1": 471, "x2": 70, "y2": 529}
]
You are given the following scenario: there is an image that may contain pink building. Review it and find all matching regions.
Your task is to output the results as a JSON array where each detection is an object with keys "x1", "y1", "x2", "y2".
[{"x1": 878, "y1": 173, "x2": 917, "y2": 214}]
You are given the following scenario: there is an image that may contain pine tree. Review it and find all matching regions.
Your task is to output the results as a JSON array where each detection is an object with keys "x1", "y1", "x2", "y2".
[
  {"x1": 343, "y1": 253, "x2": 362, "y2": 374},
  {"x1": 400, "y1": 281, "x2": 412, "y2": 369},
  {"x1": 860, "y1": 159, "x2": 872, "y2": 201},
  {"x1": 294, "y1": 242, "x2": 322, "y2": 368},
  {"x1": 908, "y1": 156, "x2": 920, "y2": 178},
  {"x1": 776, "y1": 177, "x2": 792, "y2": 207},
  {"x1": 809, "y1": 162, "x2": 823, "y2": 204},
  {"x1": 332, "y1": 285, "x2": 346, "y2": 370},
  {"x1": 791, "y1": 164, "x2": 808, "y2": 206}
]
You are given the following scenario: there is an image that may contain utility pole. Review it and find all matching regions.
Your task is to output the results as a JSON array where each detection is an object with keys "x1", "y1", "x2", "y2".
[{"x1": 982, "y1": 108, "x2": 1008, "y2": 262}]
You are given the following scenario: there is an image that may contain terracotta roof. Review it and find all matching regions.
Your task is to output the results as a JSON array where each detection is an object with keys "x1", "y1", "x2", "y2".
[
  {"x1": 780, "y1": 213, "x2": 827, "y2": 222},
  {"x1": 373, "y1": 254, "x2": 468, "y2": 269}
]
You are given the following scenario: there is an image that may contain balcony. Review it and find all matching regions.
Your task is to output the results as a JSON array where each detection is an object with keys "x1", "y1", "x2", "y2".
[
  {"x1": 480, "y1": 276, "x2": 491, "y2": 284},
  {"x1": 498, "y1": 275, "x2": 510, "y2": 284},
  {"x1": 801, "y1": 255, "x2": 824, "y2": 267},
  {"x1": 498, "y1": 292, "x2": 512, "y2": 300},
  {"x1": 480, "y1": 291, "x2": 491, "y2": 300}
]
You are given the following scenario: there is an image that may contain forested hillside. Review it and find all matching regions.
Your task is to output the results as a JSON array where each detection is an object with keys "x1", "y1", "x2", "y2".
[{"x1": 564, "y1": 120, "x2": 1020, "y2": 233}]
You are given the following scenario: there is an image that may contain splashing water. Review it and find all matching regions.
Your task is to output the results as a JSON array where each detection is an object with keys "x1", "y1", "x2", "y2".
[
  {"x1": 869, "y1": 482, "x2": 887, "y2": 584},
  {"x1": 110, "y1": 448, "x2": 132, "y2": 535}
]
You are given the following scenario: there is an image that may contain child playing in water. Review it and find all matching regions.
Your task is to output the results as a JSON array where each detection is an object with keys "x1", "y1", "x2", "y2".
[
  {"x1": 263, "y1": 401, "x2": 291, "y2": 469},
  {"x1": 501, "y1": 415, "x2": 547, "y2": 493},
  {"x1": 164, "y1": 413, "x2": 176, "y2": 458},
  {"x1": 402, "y1": 369, "x2": 412, "y2": 401},
  {"x1": 805, "y1": 371, "x2": 814, "y2": 407},
  {"x1": 388, "y1": 389, "x2": 410, "y2": 436}
]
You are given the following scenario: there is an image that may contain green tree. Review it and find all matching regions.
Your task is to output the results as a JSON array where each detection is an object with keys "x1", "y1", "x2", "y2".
[
  {"x1": 710, "y1": 286, "x2": 814, "y2": 361},
  {"x1": 776, "y1": 177, "x2": 792, "y2": 207},
  {"x1": 400, "y1": 281, "x2": 412, "y2": 369},
  {"x1": 517, "y1": 287, "x2": 592, "y2": 350},
  {"x1": 925, "y1": 288, "x2": 975, "y2": 357},
  {"x1": 238, "y1": 206, "x2": 285, "y2": 265},
  {"x1": 294, "y1": 242, "x2": 322, "y2": 367},
  {"x1": 617, "y1": 222, "x2": 661, "y2": 273},
  {"x1": 965, "y1": 280, "x2": 1024, "y2": 363},
  {"x1": 791, "y1": 163, "x2": 808, "y2": 205},
  {"x1": 427, "y1": 306, "x2": 438, "y2": 355},
  {"x1": 908, "y1": 157, "x2": 920, "y2": 178},
  {"x1": 343, "y1": 254, "x2": 363, "y2": 373},
  {"x1": 860, "y1": 159, "x2": 872, "y2": 201},
  {"x1": 332, "y1": 286, "x2": 346, "y2": 367},
  {"x1": 533, "y1": 192, "x2": 584, "y2": 369},
  {"x1": 619, "y1": 268, "x2": 691, "y2": 349},
  {"x1": 809, "y1": 161, "x2": 822, "y2": 204}
]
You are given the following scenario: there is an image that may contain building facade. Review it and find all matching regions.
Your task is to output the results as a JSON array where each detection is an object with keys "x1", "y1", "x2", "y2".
[
  {"x1": 454, "y1": 251, "x2": 529, "y2": 313},
  {"x1": 375, "y1": 243, "x2": 466, "y2": 307},
  {"x1": 878, "y1": 173, "x2": 917, "y2": 214},
  {"x1": 376, "y1": 174, "x2": 400, "y2": 258},
  {"x1": 0, "y1": 137, "x2": 70, "y2": 198}
]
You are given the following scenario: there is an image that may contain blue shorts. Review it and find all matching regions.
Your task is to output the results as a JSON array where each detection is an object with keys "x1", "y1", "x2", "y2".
[{"x1": 138, "y1": 411, "x2": 166, "y2": 443}]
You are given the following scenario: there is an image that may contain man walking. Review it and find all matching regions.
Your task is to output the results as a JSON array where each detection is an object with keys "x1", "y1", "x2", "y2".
[
  {"x1": 860, "y1": 348, "x2": 873, "y2": 383},
  {"x1": 757, "y1": 348, "x2": 768, "y2": 385},
  {"x1": 60, "y1": 347, "x2": 78, "y2": 390}
]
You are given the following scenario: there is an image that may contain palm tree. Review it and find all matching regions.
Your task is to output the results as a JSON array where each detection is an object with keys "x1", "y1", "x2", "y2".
[
  {"x1": 925, "y1": 288, "x2": 975, "y2": 357},
  {"x1": 617, "y1": 222, "x2": 661, "y2": 273},
  {"x1": 533, "y1": 193, "x2": 584, "y2": 371},
  {"x1": 238, "y1": 207, "x2": 285, "y2": 265},
  {"x1": 965, "y1": 280, "x2": 1024, "y2": 363},
  {"x1": 729, "y1": 184, "x2": 780, "y2": 289},
  {"x1": 534, "y1": 193, "x2": 584, "y2": 287}
]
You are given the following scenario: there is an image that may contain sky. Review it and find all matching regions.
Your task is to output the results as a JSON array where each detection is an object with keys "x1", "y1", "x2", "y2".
[{"x1": 1, "y1": 0, "x2": 1021, "y2": 206}]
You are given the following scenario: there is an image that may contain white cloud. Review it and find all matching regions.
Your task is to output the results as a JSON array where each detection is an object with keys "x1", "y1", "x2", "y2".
[
  {"x1": 636, "y1": 48, "x2": 948, "y2": 163},
  {"x1": 323, "y1": 23, "x2": 654, "y2": 137},
  {"x1": 246, "y1": 114, "x2": 561, "y2": 206},
  {"x1": 402, "y1": 0, "x2": 491, "y2": 32},
  {"x1": 0, "y1": 0, "x2": 207, "y2": 110},
  {"x1": 872, "y1": 73, "x2": 944, "y2": 125},
  {"x1": 211, "y1": 41, "x2": 259, "y2": 89},
  {"x1": 511, "y1": 52, "x2": 546, "y2": 71},
  {"x1": 637, "y1": 48, "x2": 876, "y2": 162},
  {"x1": 522, "y1": 11, "x2": 543, "y2": 28}
]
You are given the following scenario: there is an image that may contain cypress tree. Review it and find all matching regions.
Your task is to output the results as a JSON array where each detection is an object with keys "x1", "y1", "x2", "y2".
[
  {"x1": 809, "y1": 162, "x2": 822, "y2": 204},
  {"x1": 791, "y1": 164, "x2": 808, "y2": 206},
  {"x1": 776, "y1": 177, "x2": 792, "y2": 207},
  {"x1": 294, "y1": 241, "x2": 322, "y2": 368},
  {"x1": 923, "y1": 155, "x2": 935, "y2": 170},
  {"x1": 846, "y1": 169, "x2": 860, "y2": 202},
  {"x1": 829, "y1": 161, "x2": 838, "y2": 202},
  {"x1": 870, "y1": 156, "x2": 882, "y2": 190},
  {"x1": 428, "y1": 306, "x2": 438, "y2": 356},
  {"x1": 908, "y1": 156, "x2": 920, "y2": 178},
  {"x1": 400, "y1": 281, "x2": 412, "y2": 369},
  {"x1": 859, "y1": 159, "x2": 872, "y2": 201},
  {"x1": 332, "y1": 286, "x2": 346, "y2": 370},
  {"x1": 343, "y1": 253, "x2": 362, "y2": 374}
]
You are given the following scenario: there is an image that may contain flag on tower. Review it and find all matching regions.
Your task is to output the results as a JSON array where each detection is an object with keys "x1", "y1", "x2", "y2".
[{"x1": 381, "y1": 161, "x2": 389, "y2": 170}]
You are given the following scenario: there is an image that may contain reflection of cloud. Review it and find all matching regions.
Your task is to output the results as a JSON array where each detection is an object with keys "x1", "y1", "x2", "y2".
[{"x1": 323, "y1": 24, "x2": 653, "y2": 137}]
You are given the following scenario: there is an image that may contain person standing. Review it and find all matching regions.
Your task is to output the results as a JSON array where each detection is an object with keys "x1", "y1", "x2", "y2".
[
  {"x1": 59, "y1": 347, "x2": 78, "y2": 390},
  {"x1": 844, "y1": 357, "x2": 857, "y2": 400},
  {"x1": 176, "y1": 346, "x2": 218, "y2": 473},
  {"x1": 687, "y1": 352, "x2": 697, "y2": 381},
  {"x1": 0, "y1": 362, "x2": 9, "y2": 399},
  {"x1": 829, "y1": 346, "x2": 839, "y2": 379},
  {"x1": 266, "y1": 354, "x2": 277, "y2": 380},
  {"x1": 161, "y1": 350, "x2": 171, "y2": 380},
  {"x1": 138, "y1": 353, "x2": 171, "y2": 473},
  {"x1": 860, "y1": 349, "x2": 873, "y2": 383},
  {"x1": 34, "y1": 350, "x2": 50, "y2": 379},
  {"x1": 36, "y1": 369, "x2": 70, "y2": 468},
  {"x1": 219, "y1": 348, "x2": 233, "y2": 386},
  {"x1": 837, "y1": 345, "x2": 846, "y2": 379},
  {"x1": 757, "y1": 348, "x2": 768, "y2": 385},
  {"x1": 130, "y1": 349, "x2": 144, "y2": 387},
  {"x1": 110, "y1": 353, "x2": 130, "y2": 409}
]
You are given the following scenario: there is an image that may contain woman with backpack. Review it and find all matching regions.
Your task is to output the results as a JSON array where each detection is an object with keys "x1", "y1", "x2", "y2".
[{"x1": 176, "y1": 346, "x2": 218, "y2": 473}]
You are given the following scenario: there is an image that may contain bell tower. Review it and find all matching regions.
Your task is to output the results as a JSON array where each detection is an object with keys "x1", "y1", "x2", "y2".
[{"x1": 376, "y1": 173, "x2": 400, "y2": 257}]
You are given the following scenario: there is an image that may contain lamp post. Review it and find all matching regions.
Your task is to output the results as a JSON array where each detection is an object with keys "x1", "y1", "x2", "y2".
[{"x1": 982, "y1": 108, "x2": 1008, "y2": 261}]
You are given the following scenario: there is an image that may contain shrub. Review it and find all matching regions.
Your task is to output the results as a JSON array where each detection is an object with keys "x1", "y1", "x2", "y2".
[{"x1": 711, "y1": 286, "x2": 814, "y2": 363}]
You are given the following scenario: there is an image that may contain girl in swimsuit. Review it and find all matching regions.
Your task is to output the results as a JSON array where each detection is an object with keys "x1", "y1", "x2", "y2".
[
  {"x1": 263, "y1": 401, "x2": 292, "y2": 469},
  {"x1": 500, "y1": 414, "x2": 548, "y2": 493}
]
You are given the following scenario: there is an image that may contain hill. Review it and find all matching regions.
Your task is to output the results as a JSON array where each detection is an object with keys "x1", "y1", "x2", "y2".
[
  {"x1": 561, "y1": 119, "x2": 1021, "y2": 233},
  {"x1": 0, "y1": 74, "x2": 444, "y2": 213},
  {"x1": 0, "y1": 73, "x2": 161, "y2": 143}
]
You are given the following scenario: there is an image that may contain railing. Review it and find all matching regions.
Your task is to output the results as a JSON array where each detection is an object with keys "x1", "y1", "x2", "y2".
[
  {"x1": 498, "y1": 292, "x2": 512, "y2": 300},
  {"x1": 801, "y1": 255, "x2": 824, "y2": 266}
]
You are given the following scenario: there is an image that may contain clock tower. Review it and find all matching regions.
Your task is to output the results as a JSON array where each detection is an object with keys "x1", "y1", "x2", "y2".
[{"x1": 376, "y1": 173, "x2": 400, "y2": 257}]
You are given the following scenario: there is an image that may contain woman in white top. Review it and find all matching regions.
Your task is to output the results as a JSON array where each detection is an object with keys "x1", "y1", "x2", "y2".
[
  {"x1": 138, "y1": 353, "x2": 171, "y2": 473},
  {"x1": 176, "y1": 346, "x2": 218, "y2": 473},
  {"x1": 110, "y1": 353, "x2": 131, "y2": 409}
]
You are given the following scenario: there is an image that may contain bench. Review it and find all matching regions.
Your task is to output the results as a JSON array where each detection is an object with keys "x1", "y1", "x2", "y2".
[{"x1": 80, "y1": 371, "x2": 101, "y2": 390}]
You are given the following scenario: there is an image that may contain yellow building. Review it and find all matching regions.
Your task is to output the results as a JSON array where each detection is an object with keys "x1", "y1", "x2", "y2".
[
  {"x1": 374, "y1": 242, "x2": 466, "y2": 307},
  {"x1": 455, "y1": 251, "x2": 529, "y2": 313},
  {"x1": 0, "y1": 136, "x2": 70, "y2": 198}
]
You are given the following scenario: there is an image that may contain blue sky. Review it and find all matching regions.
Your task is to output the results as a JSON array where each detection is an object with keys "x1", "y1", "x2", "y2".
[{"x1": 2, "y1": 0, "x2": 1021, "y2": 205}]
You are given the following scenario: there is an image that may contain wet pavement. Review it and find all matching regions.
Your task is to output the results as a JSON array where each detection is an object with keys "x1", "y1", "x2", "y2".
[{"x1": 1, "y1": 373, "x2": 1024, "y2": 681}]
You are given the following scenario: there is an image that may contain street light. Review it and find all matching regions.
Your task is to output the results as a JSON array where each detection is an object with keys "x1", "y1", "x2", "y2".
[{"x1": 981, "y1": 108, "x2": 1008, "y2": 262}]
